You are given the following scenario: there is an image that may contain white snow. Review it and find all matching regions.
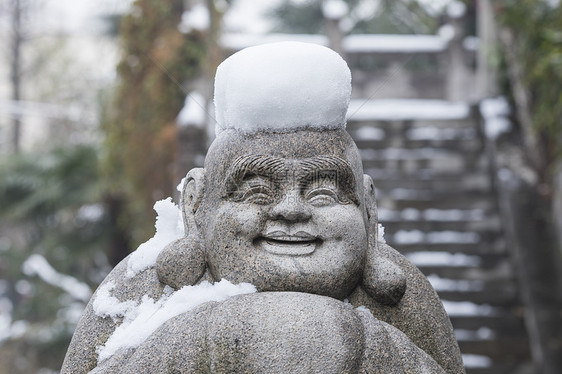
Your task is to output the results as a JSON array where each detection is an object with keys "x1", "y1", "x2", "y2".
[
  {"x1": 426, "y1": 274, "x2": 484, "y2": 292},
  {"x1": 447, "y1": 0, "x2": 467, "y2": 18},
  {"x1": 455, "y1": 327, "x2": 495, "y2": 341},
  {"x1": 322, "y1": 0, "x2": 348, "y2": 20},
  {"x1": 377, "y1": 223, "x2": 386, "y2": 244},
  {"x1": 347, "y1": 99, "x2": 470, "y2": 121},
  {"x1": 462, "y1": 354, "x2": 493, "y2": 368},
  {"x1": 378, "y1": 208, "x2": 484, "y2": 222},
  {"x1": 463, "y1": 36, "x2": 479, "y2": 51},
  {"x1": 438, "y1": 24, "x2": 456, "y2": 42},
  {"x1": 177, "y1": 91, "x2": 206, "y2": 128},
  {"x1": 353, "y1": 126, "x2": 385, "y2": 141},
  {"x1": 214, "y1": 42, "x2": 351, "y2": 135},
  {"x1": 179, "y1": 3, "x2": 210, "y2": 33},
  {"x1": 0, "y1": 301, "x2": 27, "y2": 342},
  {"x1": 22, "y1": 254, "x2": 92, "y2": 302},
  {"x1": 405, "y1": 251, "x2": 482, "y2": 267},
  {"x1": 77, "y1": 204, "x2": 104, "y2": 222},
  {"x1": 442, "y1": 300, "x2": 497, "y2": 316},
  {"x1": 93, "y1": 279, "x2": 256, "y2": 363},
  {"x1": 480, "y1": 97, "x2": 511, "y2": 140},
  {"x1": 423, "y1": 208, "x2": 484, "y2": 221},
  {"x1": 126, "y1": 198, "x2": 185, "y2": 278},
  {"x1": 406, "y1": 127, "x2": 475, "y2": 141},
  {"x1": 344, "y1": 34, "x2": 447, "y2": 53}
]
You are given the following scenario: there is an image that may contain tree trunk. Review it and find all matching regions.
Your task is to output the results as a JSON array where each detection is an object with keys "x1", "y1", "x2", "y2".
[{"x1": 9, "y1": 0, "x2": 23, "y2": 153}]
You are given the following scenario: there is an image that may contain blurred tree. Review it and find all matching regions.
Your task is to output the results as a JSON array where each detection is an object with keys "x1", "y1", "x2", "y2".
[
  {"x1": 0, "y1": 145, "x2": 112, "y2": 373},
  {"x1": 102, "y1": 0, "x2": 206, "y2": 250},
  {"x1": 1, "y1": 0, "x2": 35, "y2": 153},
  {"x1": 494, "y1": 0, "x2": 562, "y2": 180}
]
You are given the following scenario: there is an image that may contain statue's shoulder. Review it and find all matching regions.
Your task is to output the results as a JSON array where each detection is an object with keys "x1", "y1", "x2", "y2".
[{"x1": 61, "y1": 254, "x2": 165, "y2": 374}]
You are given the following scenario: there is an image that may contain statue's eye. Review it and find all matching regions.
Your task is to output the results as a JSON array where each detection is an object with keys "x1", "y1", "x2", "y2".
[
  {"x1": 305, "y1": 187, "x2": 338, "y2": 207},
  {"x1": 231, "y1": 177, "x2": 275, "y2": 205},
  {"x1": 241, "y1": 184, "x2": 275, "y2": 205}
]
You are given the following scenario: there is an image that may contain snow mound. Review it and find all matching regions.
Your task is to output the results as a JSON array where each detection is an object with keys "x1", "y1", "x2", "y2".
[
  {"x1": 214, "y1": 41, "x2": 351, "y2": 135},
  {"x1": 93, "y1": 279, "x2": 256, "y2": 363},
  {"x1": 126, "y1": 198, "x2": 185, "y2": 278}
]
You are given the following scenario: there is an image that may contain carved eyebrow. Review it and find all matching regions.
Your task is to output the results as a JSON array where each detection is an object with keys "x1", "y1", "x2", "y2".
[
  {"x1": 226, "y1": 154, "x2": 287, "y2": 193},
  {"x1": 225, "y1": 154, "x2": 359, "y2": 205},
  {"x1": 297, "y1": 156, "x2": 359, "y2": 205}
]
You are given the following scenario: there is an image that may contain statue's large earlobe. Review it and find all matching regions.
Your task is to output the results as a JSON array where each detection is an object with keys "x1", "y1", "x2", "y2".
[
  {"x1": 362, "y1": 174, "x2": 407, "y2": 305},
  {"x1": 157, "y1": 168, "x2": 207, "y2": 290}
]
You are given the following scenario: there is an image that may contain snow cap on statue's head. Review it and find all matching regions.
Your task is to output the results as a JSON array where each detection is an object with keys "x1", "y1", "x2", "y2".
[{"x1": 213, "y1": 41, "x2": 352, "y2": 135}]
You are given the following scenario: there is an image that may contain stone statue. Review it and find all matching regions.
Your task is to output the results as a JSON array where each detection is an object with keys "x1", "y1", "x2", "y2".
[{"x1": 62, "y1": 42, "x2": 465, "y2": 374}]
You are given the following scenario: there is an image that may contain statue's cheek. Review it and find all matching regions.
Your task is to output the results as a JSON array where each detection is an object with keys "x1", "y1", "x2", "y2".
[{"x1": 213, "y1": 203, "x2": 268, "y2": 238}]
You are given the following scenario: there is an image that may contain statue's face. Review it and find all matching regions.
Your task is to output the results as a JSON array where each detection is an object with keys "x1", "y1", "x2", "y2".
[{"x1": 199, "y1": 130, "x2": 367, "y2": 299}]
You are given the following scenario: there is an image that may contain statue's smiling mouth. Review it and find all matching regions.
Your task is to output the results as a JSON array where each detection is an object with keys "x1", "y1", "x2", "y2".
[{"x1": 256, "y1": 231, "x2": 321, "y2": 256}]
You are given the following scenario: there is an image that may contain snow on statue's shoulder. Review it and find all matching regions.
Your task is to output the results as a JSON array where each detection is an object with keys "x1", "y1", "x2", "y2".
[{"x1": 214, "y1": 41, "x2": 351, "y2": 135}]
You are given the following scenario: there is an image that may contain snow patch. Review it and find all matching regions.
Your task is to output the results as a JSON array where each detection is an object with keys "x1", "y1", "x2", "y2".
[
  {"x1": 455, "y1": 327, "x2": 495, "y2": 341},
  {"x1": 179, "y1": 3, "x2": 210, "y2": 33},
  {"x1": 447, "y1": 0, "x2": 467, "y2": 18},
  {"x1": 394, "y1": 230, "x2": 480, "y2": 245},
  {"x1": 462, "y1": 354, "x2": 493, "y2": 368},
  {"x1": 353, "y1": 126, "x2": 385, "y2": 141},
  {"x1": 177, "y1": 92, "x2": 206, "y2": 128},
  {"x1": 94, "y1": 279, "x2": 256, "y2": 363},
  {"x1": 126, "y1": 198, "x2": 184, "y2": 278},
  {"x1": 348, "y1": 99, "x2": 470, "y2": 121},
  {"x1": 442, "y1": 300, "x2": 497, "y2": 316},
  {"x1": 426, "y1": 274, "x2": 484, "y2": 292},
  {"x1": 214, "y1": 42, "x2": 351, "y2": 135},
  {"x1": 377, "y1": 223, "x2": 386, "y2": 244},
  {"x1": 22, "y1": 254, "x2": 92, "y2": 302},
  {"x1": 322, "y1": 0, "x2": 348, "y2": 19},
  {"x1": 405, "y1": 251, "x2": 482, "y2": 267},
  {"x1": 480, "y1": 97, "x2": 511, "y2": 140}
]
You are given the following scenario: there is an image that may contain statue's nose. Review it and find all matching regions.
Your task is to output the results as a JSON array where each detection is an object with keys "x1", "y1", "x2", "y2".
[{"x1": 269, "y1": 189, "x2": 312, "y2": 222}]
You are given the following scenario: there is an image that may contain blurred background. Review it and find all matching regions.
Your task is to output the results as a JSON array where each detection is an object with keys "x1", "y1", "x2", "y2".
[{"x1": 0, "y1": 0, "x2": 561, "y2": 373}]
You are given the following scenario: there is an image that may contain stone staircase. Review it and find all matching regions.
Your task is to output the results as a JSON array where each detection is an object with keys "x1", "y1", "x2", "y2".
[{"x1": 347, "y1": 102, "x2": 534, "y2": 374}]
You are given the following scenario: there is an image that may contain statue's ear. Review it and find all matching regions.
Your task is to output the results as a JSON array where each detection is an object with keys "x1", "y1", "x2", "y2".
[
  {"x1": 181, "y1": 168, "x2": 207, "y2": 234},
  {"x1": 157, "y1": 168, "x2": 207, "y2": 290},
  {"x1": 362, "y1": 174, "x2": 407, "y2": 305}
]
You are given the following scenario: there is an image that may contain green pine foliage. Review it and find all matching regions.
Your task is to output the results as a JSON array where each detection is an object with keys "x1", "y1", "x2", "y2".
[
  {"x1": 496, "y1": 0, "x2": 562, "y2": 165},
  {"x1": 0, "y1": 145, "x2": 111, "y2": 373}
]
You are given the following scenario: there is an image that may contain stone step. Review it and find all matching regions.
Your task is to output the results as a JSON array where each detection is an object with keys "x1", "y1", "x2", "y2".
[
  {"x1": 413, "y1": 259, "x2": 515, "y2": 281},
  {"x1": 382, "y1": 227, "x2": 503, "y2": 245},
  {"x1": 465, "y1": 364, "x2": 535, "y2": 374},
  {"x1": 348, "y1": 117, "x2": 478, "y2": 130},
  {"x1": 387, "y1": 243, "x2": 507, "y2": 257},
  {"x1": 450, "y1": 314, "x2": 527, "y2": 332},
  {"x1": 380, "y1": 219, "x2": 502, "y2": 234},
  {"x1": 379, "y1": 193, "x2": 496, "y2": 211},
  {"x1": 371, "y1": 172, "x2": 492, "y2": 191},
  {"x1": 458, "y1": 337, "x2": 531, "y2": 360},
  {"x1": 366, "y1": 166, "x2": 491, "y2": 181},
  {"x1": 437, "y1": 289, "x2": 519, "y2": 306},
  {"x1": 361, "y1": 150, "x2": 484, "y2": 173},
  {"x1": 354, "y1": 138, "x2": 483, "y2": 153}
]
